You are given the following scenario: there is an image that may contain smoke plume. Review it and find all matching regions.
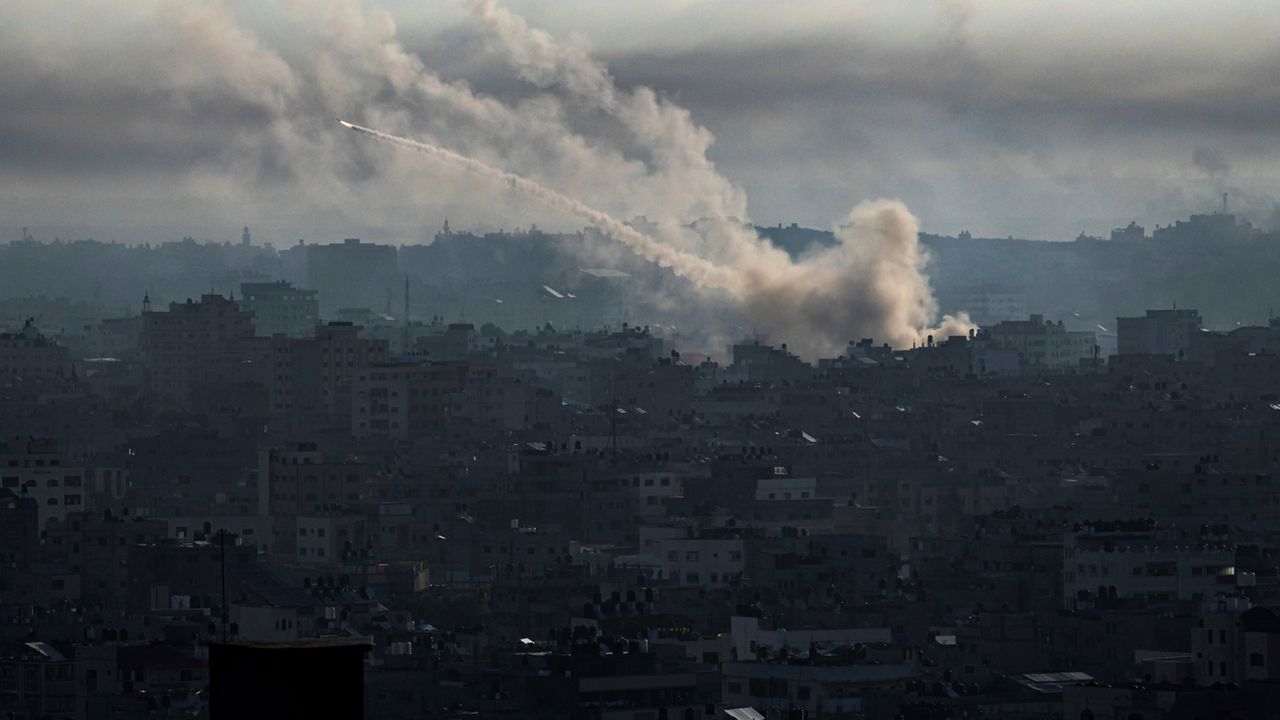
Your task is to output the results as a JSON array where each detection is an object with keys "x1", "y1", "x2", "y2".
[
  {"x1": 457, "y1": 0, "x2": 972, "y2": 355},
  {"x1": 0, "y1": 0, "x2": 970, "y2": 357},
  {"x1": 342, "y1": 120, "x2": 971, "y2": 358},
  {"x1": 338, "y1": 120, "x2": 736, "y2": 291}
]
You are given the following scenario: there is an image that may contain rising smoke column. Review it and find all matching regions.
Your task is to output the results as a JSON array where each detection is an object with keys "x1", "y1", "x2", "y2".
[
  {"x1": 6, "y1": 0, "x2": 968, "y2": 356},
  {"x1": 457, "y1": 1, "x2": 972, "y2": 356},
  {"x1": 340, "y1": 120, "x2": 971, "y2": 358},
  {"x1": 337, "y1": 120, "x2": 737, "y2": 291},
  {"x1": 467, "y1": 0, "x2": 748, "y2": 229}
]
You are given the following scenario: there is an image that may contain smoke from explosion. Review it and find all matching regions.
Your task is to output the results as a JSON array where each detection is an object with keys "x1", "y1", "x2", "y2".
[
  {"x1": 0, "y1": 0, "x2": 970, "y2": 358},
  {"x1": 468, "y1": 0, "x2": 973, "y2": 356},
  {"x1": 341, "y1": 120, "x2": 971, "y2": 357},
  {"x1": 317, "y1": 0, "x2": 973, "y2": 358},
  {"x1": 338, "y1": 120, "x2": 736, "y2": 291}
]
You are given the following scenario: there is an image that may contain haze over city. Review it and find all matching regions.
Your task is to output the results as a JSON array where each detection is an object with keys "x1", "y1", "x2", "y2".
[
  {"x1": 4, "y1": 2, "x2": 1280, "y2": 719},
  {"x1": 4, "y1": 0, "x2": 1280, "y2": 244}
]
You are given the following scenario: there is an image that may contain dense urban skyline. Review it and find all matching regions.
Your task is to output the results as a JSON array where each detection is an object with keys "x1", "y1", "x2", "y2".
[{"x1": 4, "y1": 3, "x2": 1280, "y2": 719}]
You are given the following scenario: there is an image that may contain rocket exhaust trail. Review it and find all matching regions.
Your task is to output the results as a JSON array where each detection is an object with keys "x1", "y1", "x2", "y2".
[{"x1": 336, "y1": 119, "x2": 736, "y2": 292}]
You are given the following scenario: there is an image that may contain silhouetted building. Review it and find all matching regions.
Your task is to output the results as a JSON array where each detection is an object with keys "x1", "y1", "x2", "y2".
[
  {"x1": 352, "y1": 362, "x2": 469, "y2": 440},
  {"x1": 0, "y1": 436, "x2": 84, "y2": 532},
  {"x1": 1110, "y1": 221, "x2": 1146, "y2": 242},
  {"x1": 209, "y1": 639, "x2": 371, "y2": 720},
  {"x1": 1116, "y1": 308, "x2": 1202, "y2": 356},
  {"x1": 239, "y1": 280, "x2": 319, "y2": 338},
  {"x1": 979, "y1": 314, "x2": 1095, "y2": 370},
  {"x1": 0, "y1": 488, "x2": 38, "y2": 571},
  {"x1": 268, "y1": 321, "x2": 388, "y2": 418},
  {"x1": 0, "y1": 319, "x2": 72, "y2": 383},
  {"x1": 142, "y1": 294, "x2": 257, "y2": 406},
  {"x1": 306, "y1": 238, "x2": 398, "y2": 317}
]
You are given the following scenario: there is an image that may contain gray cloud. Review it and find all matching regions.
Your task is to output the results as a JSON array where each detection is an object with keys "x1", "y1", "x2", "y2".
[
  {"x1": 1192, "y1": 147, "x2": 1231, "y2": 177},
  {"x1": 2, "y1": 0, "x2": 1279, "y2": 246}
]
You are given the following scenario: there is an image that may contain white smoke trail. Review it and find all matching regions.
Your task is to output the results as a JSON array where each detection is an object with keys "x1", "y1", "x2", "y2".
[
  {"x1": 457, "y1": 1, "x2": 973, "y2": 356},
  {"x1": 340, "y1": 119, "x2": 972, "y2": 357},
  {"x1": 337, "y1": 120, "x2": 737, "y2": 291},
  {"x1": 291, "y1": 0, "x2": 972, "y2": 357},
  {"x1": 2, "y1": 0, "x2": 969, "y2": 356}
]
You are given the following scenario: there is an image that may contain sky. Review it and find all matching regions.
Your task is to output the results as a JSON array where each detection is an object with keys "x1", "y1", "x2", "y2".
[{"x1": 2, "y1": 0, "x2": 1279, "y2": 246}]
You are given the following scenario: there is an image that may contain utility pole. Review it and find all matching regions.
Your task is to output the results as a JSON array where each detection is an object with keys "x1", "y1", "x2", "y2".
[
  {"x1": 610, "y1": 396, "x2": 620, "y2": 463},
  {"x1": 220, "y1": 529, "x2": 228, "y2": 642}
]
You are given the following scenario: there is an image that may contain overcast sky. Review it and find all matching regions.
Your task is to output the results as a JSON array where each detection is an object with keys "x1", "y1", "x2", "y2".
[{"x1": 2, "y1": 0, "x2": 1279, "y2": 245}]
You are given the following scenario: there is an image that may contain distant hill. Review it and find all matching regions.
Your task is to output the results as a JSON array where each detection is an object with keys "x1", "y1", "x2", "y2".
[
  {"x1": 2, "y1": 214, "x2": 1277, "y2": 341},
  {"x1": 755, "y1": 224, "x2": 837, "y2": 257}
]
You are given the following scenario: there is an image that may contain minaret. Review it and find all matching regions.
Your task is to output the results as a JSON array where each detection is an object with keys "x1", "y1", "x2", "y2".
[
  {"x1": 143, "y1": 292, "x2": 151, "y2": 314},
  {"x1": 242, "y1": 226, "x2": 251, "y2": 246}
]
